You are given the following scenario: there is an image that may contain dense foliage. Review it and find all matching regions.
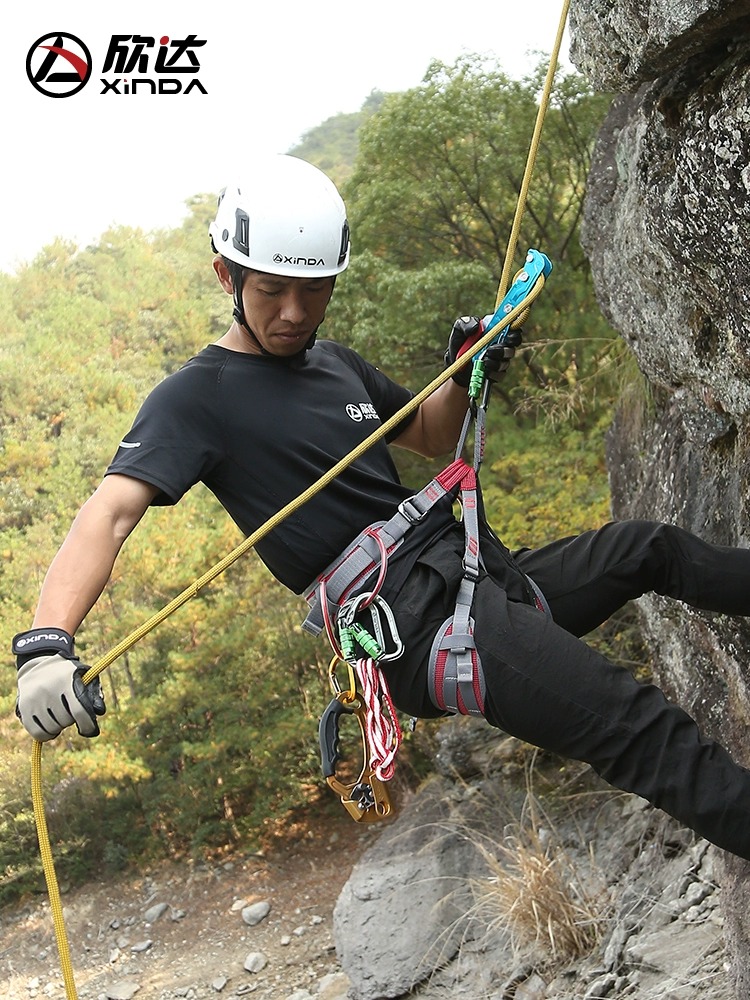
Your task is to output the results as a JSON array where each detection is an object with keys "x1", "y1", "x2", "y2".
[{"x1": 0, "y1": 57, "x2": 623, "y2": 903}]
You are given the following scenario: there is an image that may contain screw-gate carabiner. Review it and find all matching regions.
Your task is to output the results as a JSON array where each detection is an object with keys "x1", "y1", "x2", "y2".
[{"x1": 338, "y1": 593, "x2": 404, "y2": 664}]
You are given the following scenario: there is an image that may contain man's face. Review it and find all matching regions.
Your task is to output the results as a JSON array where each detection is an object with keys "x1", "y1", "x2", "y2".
[{"x1": 239, "y1": 269, "x2": 335, "y2": 356}]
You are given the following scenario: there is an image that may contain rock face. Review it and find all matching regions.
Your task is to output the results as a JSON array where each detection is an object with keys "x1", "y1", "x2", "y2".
[
  {"x1": 569, "y1": 0, "x2": 750, "y2": 92},
  {"x1": 333, "y1": 720, "x2": 732, "y2": 1000},
  {"x1": 333, "y1": 783, "x2": 487, "y2": 1000},
  {"x1": 574, "y1": 0, "x2": 750, "y2": 994}
]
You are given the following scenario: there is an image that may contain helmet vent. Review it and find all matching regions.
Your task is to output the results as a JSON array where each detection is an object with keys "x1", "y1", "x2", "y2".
[
  {"x1": 338, "y1": 221, "x2": 350, "y2": 267},
  {"x1": 233, "y1": 209, "x2": 250, "y2": 255}
]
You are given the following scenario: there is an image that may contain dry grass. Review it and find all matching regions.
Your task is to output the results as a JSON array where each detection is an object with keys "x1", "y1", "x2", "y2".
[{"x1": 469, "y1": 823, "x2": 610, "y2": 966}]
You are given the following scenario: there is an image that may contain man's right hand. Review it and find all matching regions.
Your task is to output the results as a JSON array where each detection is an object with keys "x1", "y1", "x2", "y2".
[{"x1": 13, "y1": 628, "x2": 106, "y2": 742}]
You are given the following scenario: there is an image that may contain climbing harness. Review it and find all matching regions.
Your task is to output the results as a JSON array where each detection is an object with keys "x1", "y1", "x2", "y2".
[
  {"x1": 307, "y1": 252, "x2": 552, "y2": 818},
  {"x1": 29, "y1": 0, "x2": 571, "y2": 994}
]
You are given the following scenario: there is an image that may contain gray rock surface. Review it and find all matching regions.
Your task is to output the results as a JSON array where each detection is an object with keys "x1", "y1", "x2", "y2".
[
  {"x1": 575, "y1": 0, "x2": 750, "y2": 995},
  {"x1": 333, "y1": 719, "x2": 732, "y2": 1000},
  {"x1": 569, "y1": 0, "x2": 750, "y2": 91},
  {"x1": 333, "y1": 782, "x2": 485, "y2": 1000}
]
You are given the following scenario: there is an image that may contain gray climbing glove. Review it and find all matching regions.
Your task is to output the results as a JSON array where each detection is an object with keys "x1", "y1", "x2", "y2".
[
  {"x1": 444, "y1": 315, "x2": 523, "y2": 388},
  {"x1": 13, "y1": 628, "x2": 105, "y2": 742}
]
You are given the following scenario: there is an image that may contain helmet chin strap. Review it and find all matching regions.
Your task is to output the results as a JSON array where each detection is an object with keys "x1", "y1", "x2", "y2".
[{"x1": 230, "y1": 266, "x2": 270, "y2": 354}]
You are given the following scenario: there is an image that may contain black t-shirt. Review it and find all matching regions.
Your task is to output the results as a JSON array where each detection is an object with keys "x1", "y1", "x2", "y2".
[{"x1": 107, "y1": 340, "x2": 453, "y2": 593}]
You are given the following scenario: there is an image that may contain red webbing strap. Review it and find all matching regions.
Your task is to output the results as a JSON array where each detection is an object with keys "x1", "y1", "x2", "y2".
[
  {"x1": 302, "y1": 456, "x2": 473, "y2": 636},
  {"x1": 435, "y1": 457, "x2": 473, "y2": 493}
]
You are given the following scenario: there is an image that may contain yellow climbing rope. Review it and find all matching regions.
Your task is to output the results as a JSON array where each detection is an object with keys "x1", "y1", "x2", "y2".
[
  {"x1": 30, "y1": 2, "x2": 570, "y2": 996},
  {"x1": 498, "y1": 0, "x2": 570, "y2": 303}
]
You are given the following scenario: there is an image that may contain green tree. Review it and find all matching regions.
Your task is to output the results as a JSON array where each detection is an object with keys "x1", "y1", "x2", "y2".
[
  {"x1": 327, "y1": 56, "x2": 616, "y2": 430},
  {"x1": 293, "y1": 91, "x2": 386, "y2": 187}
]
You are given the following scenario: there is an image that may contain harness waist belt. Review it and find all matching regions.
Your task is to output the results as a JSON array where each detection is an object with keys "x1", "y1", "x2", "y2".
[{"x1": 301, "y1": 459, "x2": 471, "y2": 635}]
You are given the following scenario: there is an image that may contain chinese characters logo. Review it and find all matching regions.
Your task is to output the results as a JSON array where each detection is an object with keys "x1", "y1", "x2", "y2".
[
  {"x1": 26, "y1": 32, "x2": 208, "y2": 98},
  {"x1": 101, "y1": 34, "x2": 207, "y2": 95}
]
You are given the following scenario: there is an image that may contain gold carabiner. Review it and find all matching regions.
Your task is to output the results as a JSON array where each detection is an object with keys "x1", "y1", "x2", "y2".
[{"x1": 328, "y1": 654, "x2": 357, "y2": 700}]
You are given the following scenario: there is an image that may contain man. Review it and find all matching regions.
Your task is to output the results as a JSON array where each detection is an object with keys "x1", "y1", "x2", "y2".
[{"x1": 14, "y1": 155, "x2": 750, "y2": 860}]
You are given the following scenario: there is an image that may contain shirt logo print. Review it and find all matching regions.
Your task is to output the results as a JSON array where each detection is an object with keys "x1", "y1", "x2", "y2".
[{"x1": 346, "y1": 403, "x2": 378, "y2": 422}]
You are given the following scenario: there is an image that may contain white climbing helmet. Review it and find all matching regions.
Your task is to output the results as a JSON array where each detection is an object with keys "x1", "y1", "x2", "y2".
[{"x1": 209, "y1": 155, "x2": 350, "y2": 278}]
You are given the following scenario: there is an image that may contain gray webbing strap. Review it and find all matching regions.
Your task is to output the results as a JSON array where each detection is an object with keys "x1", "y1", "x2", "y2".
[
  {"x1": 427, "y1": 469, "x2": 487, "y2": 717},
  {"x1": 526, "y1": 574, "x2": 551, "y2": 616}
]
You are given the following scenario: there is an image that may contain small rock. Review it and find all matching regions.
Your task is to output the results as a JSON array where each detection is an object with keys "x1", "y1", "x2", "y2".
[
  {"x1": 584, "y1": 974, "x2": 617, "y2": 999},
  {"x1": 211, "y1": 975, "x2": 228, "y2": 992},
  {"x1": 231, "y1": 899, "x2": 247, "y2": 912},
  {"x1": 241, "y1": 901, "x2": 271, "y2": 926},
  {"x1": 130, "y1": 940, "x2": 153, "y2": 953},
  {"x1": 515, "y1": 974, "x2": 547, "y2": 1000},
  {"x1": 243, "y1": 951, "x2": 268, "y2": 973},
  {"x1": 143, "y1": 902, "x2": 169, "y2": 923},
  {"x1": 104, "y1": 982, "x2": 141, "y2": 1000},
  {"x1": 683, "y1": 881, "x2": 712, "y2": 909},
  {"x1": 317, "y1": 972, "x2": 351, "y2": 1000}
]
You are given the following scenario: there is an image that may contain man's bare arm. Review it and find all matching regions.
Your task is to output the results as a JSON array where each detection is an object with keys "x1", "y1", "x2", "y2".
[
  {"x1": 391, "y1": 379, "x2": 470, "y2": 459},
  {"x1": 33, "y1": 474, "x2": 160, "y2": 634}
]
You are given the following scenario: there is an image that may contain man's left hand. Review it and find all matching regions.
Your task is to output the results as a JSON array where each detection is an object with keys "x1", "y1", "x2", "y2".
[{"x1": 444, "y1": 316, "x2": 523, "y2": 388}]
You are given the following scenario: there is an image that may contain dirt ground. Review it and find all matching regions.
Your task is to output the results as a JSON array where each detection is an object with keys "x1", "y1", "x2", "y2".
[{"x1": 0, "y1": 808, "x2": 379, "y2": 1000}]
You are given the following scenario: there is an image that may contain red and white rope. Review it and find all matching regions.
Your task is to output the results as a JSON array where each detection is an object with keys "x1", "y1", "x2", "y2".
[{"x1": 354, "y1": 657, "x2": 402, "y2": 781}]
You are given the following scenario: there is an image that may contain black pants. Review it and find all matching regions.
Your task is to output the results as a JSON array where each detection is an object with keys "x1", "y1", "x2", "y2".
[{"x1": 385, "y1": 520, "x2": 750, "y2": 860}]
